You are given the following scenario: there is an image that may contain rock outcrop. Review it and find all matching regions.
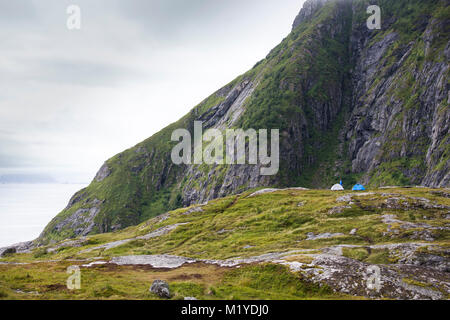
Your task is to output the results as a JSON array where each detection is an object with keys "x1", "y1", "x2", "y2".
[
  {"x1": 150, "y1": 280, "x2": 171, "y2": 299},
  {"x1": 0, "y1": 241, "x2": 34, "y2": 257}
]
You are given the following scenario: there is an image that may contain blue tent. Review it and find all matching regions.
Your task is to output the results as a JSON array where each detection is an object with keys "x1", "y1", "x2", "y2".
[{"x1": 352, "y1": 184, "x2": 365, "y2": 191}]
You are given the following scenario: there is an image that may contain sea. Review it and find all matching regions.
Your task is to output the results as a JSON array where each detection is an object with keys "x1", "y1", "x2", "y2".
[{"x1": 0, "y1": 183, "x2": 86, "y2": 247}]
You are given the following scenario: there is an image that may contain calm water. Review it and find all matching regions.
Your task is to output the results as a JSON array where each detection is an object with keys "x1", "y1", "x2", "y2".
[{"x1": 0, "y1": 183, "x2": 86, "y2": 247}]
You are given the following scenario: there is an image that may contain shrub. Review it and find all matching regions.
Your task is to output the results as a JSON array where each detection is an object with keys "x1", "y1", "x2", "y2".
[
  {"x1": 33, "y1": 248, "x2": 48, "y2": 259},
  {"x1": 0, "y1": 290, "x2": 8, "y2": 298}
]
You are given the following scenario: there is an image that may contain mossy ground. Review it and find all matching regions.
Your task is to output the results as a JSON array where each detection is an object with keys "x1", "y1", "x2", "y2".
[
  {"x1": 1, "y1": 187, "x2": 448, "y2": 300},
  {"x1": 0, "y1": 262, "x2": 347, "y2": 300}
]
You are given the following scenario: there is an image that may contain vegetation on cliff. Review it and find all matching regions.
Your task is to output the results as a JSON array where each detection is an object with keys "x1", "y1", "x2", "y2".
[{"x1": 38, "y1": 0, "x2": 449, "y2": 245}]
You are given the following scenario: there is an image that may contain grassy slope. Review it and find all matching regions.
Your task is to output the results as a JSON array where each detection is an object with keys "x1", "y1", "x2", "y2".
[{"x1": 1, "y1": 187, "x2": 449, "y2": 300}]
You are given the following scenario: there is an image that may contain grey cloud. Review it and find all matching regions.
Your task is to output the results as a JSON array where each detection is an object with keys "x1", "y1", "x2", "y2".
[
  {"x1": 0, "y1": 0, "x2": 304, "y2": 182},
  {"x1": 30, "y1": 58, "x2": 151, "y2": 86},
  {"x1": 113, "y1": 0, "x2": 275, "y2": 43},
  {"x1": 0, "y1": 0, "x2": 36, "y2": 23}
]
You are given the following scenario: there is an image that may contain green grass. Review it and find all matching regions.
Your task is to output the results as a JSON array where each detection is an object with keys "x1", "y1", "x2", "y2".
[
  {"x1": 343, "y1": 247, "x2": 394, "y2": 264},
  {"x1": 5, "y1": 188, "x2": 450, "y2": 263},
  {"x1": 0, "y1": 262, "x2": 347, "y2": 300},
  {"x1": 93, "y1": 189, "x2": 443, "y2": 258},
  {"x1": 214, "y1": 264, "x2": 335, "y2": 300},
  {"x1": 1, "y1": 187, "x2": 449, "y2": 300},
  {"x1": 342, "y1": 248, "x2": 370, "y2": 261},
  {"x1": 365, "y1": 249, "x2": 394, "y2": 264},
  {"x1": 0, "y1": 289, "x2": 8, "y2": 299}
]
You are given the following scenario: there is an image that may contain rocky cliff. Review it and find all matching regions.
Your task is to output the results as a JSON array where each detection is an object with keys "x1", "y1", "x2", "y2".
[{"x1": 38, "y1": 0, "x2": 449, "y2": 243}]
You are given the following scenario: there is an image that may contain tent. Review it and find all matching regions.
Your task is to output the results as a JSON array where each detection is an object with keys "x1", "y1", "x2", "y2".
[
  {"x1": 331, "y1": 184, "x2": 344, "y2": 191},
  {"x1": 352, "y1": 184, "x2": 366, "y2": 191}
]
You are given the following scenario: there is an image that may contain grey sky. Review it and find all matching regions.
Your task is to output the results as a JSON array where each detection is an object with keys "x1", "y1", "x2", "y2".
[{"x1": 0, "y1": 0, "x2": 305, "y2": 183}]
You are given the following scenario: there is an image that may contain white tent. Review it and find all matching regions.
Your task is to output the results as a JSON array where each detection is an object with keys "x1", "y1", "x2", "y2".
[{"x1": 331, "y1": 184, "x2": 344, "y2": 191}]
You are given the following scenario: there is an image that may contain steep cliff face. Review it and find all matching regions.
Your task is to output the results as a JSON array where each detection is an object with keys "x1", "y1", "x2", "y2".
[
  {"x1": 346, "y1": 0, "x2": 449, "y2": 188},
  {"x1": 38, "y1": 0, "x2": 449, "y2": 244}
]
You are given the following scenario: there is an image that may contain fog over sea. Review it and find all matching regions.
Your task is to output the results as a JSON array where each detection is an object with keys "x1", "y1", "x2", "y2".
[{"x1": 0, "y1": 183, "x2": 86, "y2": 247}]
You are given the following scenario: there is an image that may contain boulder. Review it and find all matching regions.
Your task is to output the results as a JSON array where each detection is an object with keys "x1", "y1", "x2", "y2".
[{"x1": 150, "y1": 280, "x2": 171, "y2": 299}]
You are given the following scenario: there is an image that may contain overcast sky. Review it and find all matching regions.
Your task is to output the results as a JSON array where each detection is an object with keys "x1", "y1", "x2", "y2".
[{"x1": 0, "y1": 0, "x2": 305, "y2": 183}]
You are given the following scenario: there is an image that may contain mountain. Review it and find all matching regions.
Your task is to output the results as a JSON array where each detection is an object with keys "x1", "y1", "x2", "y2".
[
  {"x1": 38, "y1": 0, "x2": 449, "y2": 244},
  {"x1": 0, "y1": 174, "x2": 56, "y2": 184}
]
